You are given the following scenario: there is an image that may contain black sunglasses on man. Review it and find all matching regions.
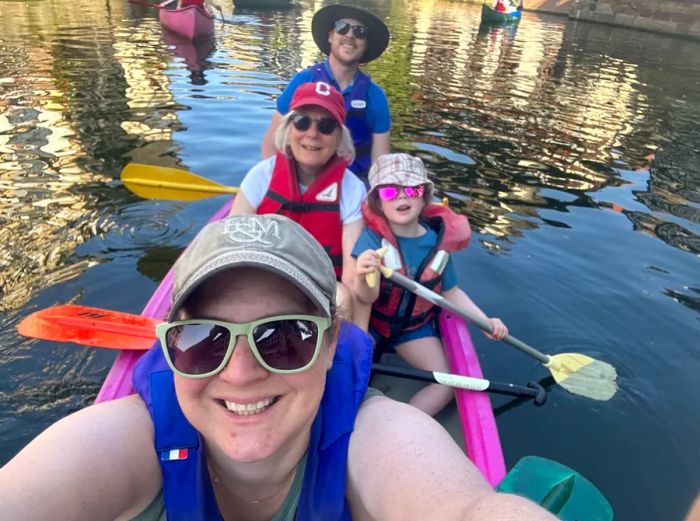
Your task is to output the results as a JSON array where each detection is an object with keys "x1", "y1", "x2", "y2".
[{"x1": 333, "y1": 20, "x2": 368, "y2": 39}]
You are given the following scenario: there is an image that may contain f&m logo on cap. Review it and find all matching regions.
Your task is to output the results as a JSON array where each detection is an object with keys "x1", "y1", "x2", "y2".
[{"x1": 222, "y1": 216, "x2": 280, "y2": 246}]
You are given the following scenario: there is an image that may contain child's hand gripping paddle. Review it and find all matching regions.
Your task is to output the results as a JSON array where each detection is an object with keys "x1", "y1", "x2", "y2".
[{"x1": 374, "y1": 260, "x2": 618, "y2": 401}]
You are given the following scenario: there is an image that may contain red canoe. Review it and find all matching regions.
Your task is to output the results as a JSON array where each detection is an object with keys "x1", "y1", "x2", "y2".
[{"x1": 159, "y1": 4, "x2": 215, "y2": 40}]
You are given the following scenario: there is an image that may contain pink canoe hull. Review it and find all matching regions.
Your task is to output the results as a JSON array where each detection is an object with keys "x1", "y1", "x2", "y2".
[
  {"x1": 95, "y1": 199, "x2": 505, "y2": 485},
  {"x1": 159, "y1": 5, "x2": 215, "y2": 40},
  {"x1": 439, "y1": 312, "x2": 506, "y2": 486}
]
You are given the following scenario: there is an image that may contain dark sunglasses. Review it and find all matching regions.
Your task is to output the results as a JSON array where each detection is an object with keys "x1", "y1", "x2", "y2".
[
  {"x1": 291, "y1": 114, "x2": 339, "y2": 135},
  {"x1": 156, "y1": 314, "x2": 331, "y2": 378},
  {"x1": 333, "y1": 20, "x2": 368, "y2": 39},
  {"x1": 377, "y1": 184, "x2": 426, "y2": 201}
]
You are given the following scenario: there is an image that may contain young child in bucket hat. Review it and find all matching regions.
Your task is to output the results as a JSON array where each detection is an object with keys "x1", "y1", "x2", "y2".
[
  {"x1": 352, "y1": 153, "x2": 509, "y2": 416},
  {"x1": 260, "y1": 4, "x2": 392, "y2": 182}
]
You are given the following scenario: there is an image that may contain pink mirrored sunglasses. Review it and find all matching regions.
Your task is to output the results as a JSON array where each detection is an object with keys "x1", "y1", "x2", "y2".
[{"x1": 377, "y1": 184, "x2": 426, "y2": 201}]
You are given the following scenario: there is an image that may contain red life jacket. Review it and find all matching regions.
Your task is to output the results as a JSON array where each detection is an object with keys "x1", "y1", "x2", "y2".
[
  {"x1": 257, "y1": 152, "x2": 347, "y2": 279},
  {"x1": 362, "y1": 201, "x2": 471, "y2": 341}
]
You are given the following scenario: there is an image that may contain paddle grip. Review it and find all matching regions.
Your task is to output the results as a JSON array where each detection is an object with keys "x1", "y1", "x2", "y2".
[{"x1": 487, "y1": 380, "x2": 546, "y2": 404}]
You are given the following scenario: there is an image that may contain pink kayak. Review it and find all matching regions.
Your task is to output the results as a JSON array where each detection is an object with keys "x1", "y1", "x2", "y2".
[
  {"x1": 159, "y1": 3, "x2": 215, "y2": 40},
  {"x1": 95, "y1": 198, "x2": 506, "y2": 485},
  {"x1": 439, "y1": 312, "x2": 506, "y2": 486}
]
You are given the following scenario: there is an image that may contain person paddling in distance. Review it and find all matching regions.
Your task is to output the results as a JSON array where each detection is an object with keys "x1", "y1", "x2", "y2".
[
  {"x1": 353, "y1": 153, "x2": 509, "y2": 417},
  {"x1": 261, "y1": 4, "x2": 391, "y2": 182},
  {"x1": 230, "y1": 81, "x2": 365, "y2": 321},
  {"x1": 0, "y1": 214, "x2": 556, "y2": 521}
]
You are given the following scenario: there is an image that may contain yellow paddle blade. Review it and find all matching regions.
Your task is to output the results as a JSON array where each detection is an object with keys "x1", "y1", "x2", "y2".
[
  {"x1": 545, "y1": 353, "x2": 618, "y2": 401},
  {"x1": 121, "y1": 163, "x2": 238, "y2": 201}
]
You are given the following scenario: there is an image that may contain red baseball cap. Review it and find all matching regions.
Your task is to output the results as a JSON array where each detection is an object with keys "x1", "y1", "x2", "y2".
[{"x1": 290, "y1": 81, "x2": 346, "y2": 125}]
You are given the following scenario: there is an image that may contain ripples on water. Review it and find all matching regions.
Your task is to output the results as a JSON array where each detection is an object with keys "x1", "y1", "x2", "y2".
[{"x1": 1, "y1": 0, "x2": 699, "y2": 519}]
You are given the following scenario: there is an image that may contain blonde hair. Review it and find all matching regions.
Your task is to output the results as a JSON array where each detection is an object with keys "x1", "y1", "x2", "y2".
[{"x1": 275, "y1": 110, "x2": 355, "y2": 164}]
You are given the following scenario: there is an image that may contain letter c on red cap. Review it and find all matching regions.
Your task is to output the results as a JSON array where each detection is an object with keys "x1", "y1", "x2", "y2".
[{"x1": 315, "y1": 81, "x2": 331, "y2": 96}]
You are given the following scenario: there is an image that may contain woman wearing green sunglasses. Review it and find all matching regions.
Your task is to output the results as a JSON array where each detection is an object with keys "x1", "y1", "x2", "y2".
[{"x1": 0, "y1": 215, "x2": 555, "y2": 521}]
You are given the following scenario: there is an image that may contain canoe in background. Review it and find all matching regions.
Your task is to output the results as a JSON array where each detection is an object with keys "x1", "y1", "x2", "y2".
[
  {"x1": 233, "y1": 0, "x2": 292, "y2": 8},
  {"x1": 481, "y1": 4, "x2": 522, "y2": 24},
  {"x1": 159, "y1": 4, "x2": 215, "y2": 40}
]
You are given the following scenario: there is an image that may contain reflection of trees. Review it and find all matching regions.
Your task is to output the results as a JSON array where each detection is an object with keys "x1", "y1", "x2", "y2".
[
  {"x1": 136, "y1": 245, "x2": 183, "y2": 283},
  {"x1": 381, "y1": 3, "x2": 618, "y2": 239},
  {"x1": 0, "y1": 0, "x2": 184, "y2": 312},
  {"x1": 376, "y1": 2, "x2": 699, "y2": 255},
  {"x1": 1, "y1": 0, "x2": 696, "y2": 303},
  {"x1": 663, "y1": 287, "x2": 700, "y2": 315},
  {"x1": 557, "y1": 22, "x2": 700, "y2": 257},
  {"x1": 624, "y1": 210, "x2": 700, "y2": 256}
]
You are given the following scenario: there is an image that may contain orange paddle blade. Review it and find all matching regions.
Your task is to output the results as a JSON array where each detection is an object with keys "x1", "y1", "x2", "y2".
[{"x1": 17, "y1": 305, "x2": 158, "y2": 350}]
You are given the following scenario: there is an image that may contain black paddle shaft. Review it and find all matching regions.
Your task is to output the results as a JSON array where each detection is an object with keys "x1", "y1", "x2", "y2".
[{"x1": 371, "y1": 363, "x2": 546, "y2": 405}]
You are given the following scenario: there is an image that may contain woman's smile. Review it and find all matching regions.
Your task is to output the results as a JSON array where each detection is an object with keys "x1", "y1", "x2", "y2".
[
  {"x1": 300, "y1": 143, "x2": 323, "y2": 152},
  {"x1": 223, "y1": 396, "x2": 279, "y2": 416}
]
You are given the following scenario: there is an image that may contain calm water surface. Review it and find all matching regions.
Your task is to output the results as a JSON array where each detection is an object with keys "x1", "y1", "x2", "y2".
[{"x1": 1, "y1": 0, "x2": 698, "y2": 519}]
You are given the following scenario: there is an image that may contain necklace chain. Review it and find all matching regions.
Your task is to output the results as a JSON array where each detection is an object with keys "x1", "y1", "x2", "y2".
[{"x1": 209, "y1": 467, "x2": 294, "y2": 504}]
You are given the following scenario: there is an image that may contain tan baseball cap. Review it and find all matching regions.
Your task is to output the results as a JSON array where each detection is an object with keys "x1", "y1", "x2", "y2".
[
  {"x1": 169, "y1": 215, "x2": 336, "y2": 321},
  {"x1": 368, "y1": 153, "x2": 435, "y2": 193}
]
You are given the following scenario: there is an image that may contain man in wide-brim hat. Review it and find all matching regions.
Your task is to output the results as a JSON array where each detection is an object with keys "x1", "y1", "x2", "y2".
[
  {"x1": 311, "y1": 4, "x2": 390, "y2": 64},
  {"x1": 261, "y1": 3, "x2": 391, "y2": 183}
]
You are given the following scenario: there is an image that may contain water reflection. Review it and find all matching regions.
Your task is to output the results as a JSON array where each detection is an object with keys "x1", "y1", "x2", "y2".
[
  {"x1": 477, "y1": 20, "x2": 520, "y2": 42},
  {"x1": 0, "y1": 2, "x2": 697, "y2": 348},
  {"x1": 162, "y1": 31, "x2": 216, "y2": 85},
  {"x1": 378, "y1": 4, "x2": 700, "y2": 259},
  {"x1": 0, "y1": 0, "x2": 207, "y2": 312}
]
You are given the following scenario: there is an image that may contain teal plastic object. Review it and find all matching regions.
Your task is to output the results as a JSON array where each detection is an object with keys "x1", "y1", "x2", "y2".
[{"x1": 496, "y1": 456, "x2": 614, "y2": 520}]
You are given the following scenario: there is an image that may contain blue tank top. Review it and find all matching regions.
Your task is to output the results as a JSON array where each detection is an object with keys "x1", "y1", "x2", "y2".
[{"x1": 132, "y1": 320, "x2": 374, "y2": 521}]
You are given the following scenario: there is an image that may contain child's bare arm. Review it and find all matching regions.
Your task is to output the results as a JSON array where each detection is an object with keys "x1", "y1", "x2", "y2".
[{"x1": 442, "y1": 286, "x2": 508, "y2": 340}]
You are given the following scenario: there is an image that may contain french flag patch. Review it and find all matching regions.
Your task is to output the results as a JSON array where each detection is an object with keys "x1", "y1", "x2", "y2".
[{"x1": 161, "y1": 448, "x2": 189, "y2": 461}]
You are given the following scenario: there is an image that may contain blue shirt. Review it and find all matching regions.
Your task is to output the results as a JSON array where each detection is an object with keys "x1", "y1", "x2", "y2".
[
  {"x1": 276, "y1": 62, "x2": 391, "y2": 134},
  {"x1": 352, "y1": 227, "x2": 458, "y2": 291}
]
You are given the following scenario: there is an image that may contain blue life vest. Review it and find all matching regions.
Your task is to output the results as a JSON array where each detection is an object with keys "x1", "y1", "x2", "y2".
[
  {"x1": 132, "y1": 320, "x2": 374, "y2": 521},
  {"x1": 309, "y1": 63, "x2": 373, "y2": 179}
]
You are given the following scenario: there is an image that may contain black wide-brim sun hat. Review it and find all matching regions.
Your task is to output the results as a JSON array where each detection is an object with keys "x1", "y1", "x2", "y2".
[{"x1": 311, "y1": 4, "x2": 390, "y2": 64}]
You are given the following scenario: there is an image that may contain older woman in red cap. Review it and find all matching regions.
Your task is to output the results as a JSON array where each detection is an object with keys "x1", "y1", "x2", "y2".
[{"x1": 230, "y1": 81, "x2": 366, "y2": 320}]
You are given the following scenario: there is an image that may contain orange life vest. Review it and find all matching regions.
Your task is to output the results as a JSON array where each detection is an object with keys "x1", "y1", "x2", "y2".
[{"x1": 257, "y1": 152, "x2": 347, "y2": 279}]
